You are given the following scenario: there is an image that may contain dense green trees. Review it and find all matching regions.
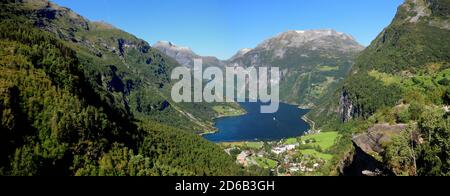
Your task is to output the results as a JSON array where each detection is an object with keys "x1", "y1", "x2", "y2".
[
  {"x1": 383, "y1": 127, "x2": 417, "y2": 176},
  {"x1": 416, "y1": 107, "x2": 450, "y2": 176},
  {"x1": 343, "y1": 73, "x2": 404, "y2": 119},
  {"x1": 0, "y1": 2, "x2": 240, "y2": 176},
  {"x1": 307, "y1": 0, "x2": 450, "y2": 176},
  {"x1": 384, "y1": 106, "x2": 450, "y2": 176}
]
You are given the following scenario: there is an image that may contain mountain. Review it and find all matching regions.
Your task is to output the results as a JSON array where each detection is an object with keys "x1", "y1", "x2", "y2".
[
  {"x1": 229, "y1": 29, "x2": 364, "y2": 108},
  {"x1": 309, "y1": 0, "x2": 450, "y2": 126},
  {"x1": 3, "y1": 0, "x2": 224, "y2": 134},
  {"x1": 307, "y1": 0, "x2": 450, "y2": 176},
  {"x1": 0, "y1": 0, "x2": 240, "y2": 176},
  {"x1": 154, "y1": 41, "x2": 225, "y2": 68},
  {"x1": 229, "y1": 48, "x2": 252, "y2": 61}
]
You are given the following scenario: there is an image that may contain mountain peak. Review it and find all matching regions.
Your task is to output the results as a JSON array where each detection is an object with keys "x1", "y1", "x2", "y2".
[
  {"x1": 153, "y1": 41, "x2": 225, "y2": 68},
  {"x1": 229, "y1": 48, "x2": 253, "y2": 61},
  {"x1": 280, "y1": 29, "x2": 357, "y2": 42},
  {"x1": 395, "y1": 0, "x2": 449, "y2": 29},
  {"x1": 154, "y1": 41, "x2": 193, "y2": 52},
  {"x1": 400, "y1": 0, "x2": 432, "y2": 23},
  {"x1": 153, "y1": 41, "x2": 197, "y2": 67},
  {"x1": 257, "y1": 29, "x2": 364, "y2": 53}
]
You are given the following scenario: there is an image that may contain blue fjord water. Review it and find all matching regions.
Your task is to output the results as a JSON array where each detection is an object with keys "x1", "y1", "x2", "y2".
[{"x1": 203, "y1": 102, "x2": 310, "y2": 142}]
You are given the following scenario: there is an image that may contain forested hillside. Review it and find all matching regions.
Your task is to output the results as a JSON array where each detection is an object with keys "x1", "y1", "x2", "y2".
[
  {"x1": 307, "y1": 0, "x2": 450, "y2": 176},
  {"x1": 0, "y1": 0, "x2": 241, "y2": 176}
]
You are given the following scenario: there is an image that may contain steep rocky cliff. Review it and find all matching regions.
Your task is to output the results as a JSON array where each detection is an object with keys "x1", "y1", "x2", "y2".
[
  {"x1": 308, "y1": 0, "x2": 450, "y2": 126},
  {"x1": 340, "y1": 124, "x2": 408, "y2": 176}
]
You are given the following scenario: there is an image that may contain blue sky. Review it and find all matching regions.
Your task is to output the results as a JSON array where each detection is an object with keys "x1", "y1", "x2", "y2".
[{"x1": 53, "y1": 0, "x2": 404, "y2": 60}]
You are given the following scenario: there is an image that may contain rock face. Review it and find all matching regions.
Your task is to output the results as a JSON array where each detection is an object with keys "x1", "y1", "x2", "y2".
[
  {"x1": 339, "y1": 90, "x2": 356, "y2": 122},
  {"x1": 341, "y1": 124, "x2": 407, "y2": 176},
  {"x1": 28, "y1": 0, "x2": 90, "y2": 37},
  {"x1": 229, "y1": 29, "x2": 364, "y2": 107},
  {"x1": 353, "y1": 124, "x2": 408, "y2": 155},
  {"x1": 402, "y1": 0, "x2": 449, "y2": 28},
  {"x1": 341, "y1": 143, "x2": 396, "y2": 176},
  {"x1": 153, "y1": 41, "x2": 225, "y2": 68}
]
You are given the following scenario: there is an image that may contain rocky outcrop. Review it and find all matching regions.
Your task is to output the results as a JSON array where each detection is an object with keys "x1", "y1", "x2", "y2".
[
  {"x1": 30, "y1": 0, "x2": 90, "y2": 37},
  {"x1": 427, "y1": 0, "x2": 450, "y2": 17},
  {"x1": 341, "y1": 143, "x2": 395, "y2": 176},
  {"x1": 398, "y1": 0, "x2": 450, "y2": 29},
  {"x1": 353, "y1": 124, "x2": 408, "y2": 154},
  {"x1": 341, "y1": 124, "x2": 408, "y2": 176}
]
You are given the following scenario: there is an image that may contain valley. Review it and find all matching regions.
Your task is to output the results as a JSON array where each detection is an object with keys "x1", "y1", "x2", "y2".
[
  {"x1": 0, "y1": 0, "x2": 449, "y2": 177},
  {"x1": 220, "y1": 131, "x2": 340, "y2": 176},
  {"x1": 155, "y1": 29, "x2": 364, "y2": 109},
  {"x1": 204, "y1": 102, "x2": 310, "y2": 142}
]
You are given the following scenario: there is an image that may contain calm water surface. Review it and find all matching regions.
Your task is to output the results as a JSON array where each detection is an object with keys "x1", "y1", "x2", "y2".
[{"x1": 203, "y1": 102, "x2": 310, "y2": 142}]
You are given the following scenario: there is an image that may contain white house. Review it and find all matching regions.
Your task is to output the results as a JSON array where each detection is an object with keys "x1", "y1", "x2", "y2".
[{"x1": 272, "y1": 144, "x2": 299, "y2": 155}]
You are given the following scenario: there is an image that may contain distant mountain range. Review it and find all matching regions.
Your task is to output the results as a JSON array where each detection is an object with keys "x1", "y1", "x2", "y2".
[
  {"x1": 155, "y1": 29, "x2": 364, "y2": 108},
  {"x1": 153, "y1": 41, "x2": 225, "y2": 68},
  {"x1": 2, "y1": 0, "x2": 449, "y2": 177}
]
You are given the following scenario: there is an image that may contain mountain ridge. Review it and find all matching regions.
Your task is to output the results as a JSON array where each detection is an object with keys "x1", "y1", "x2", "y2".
[
  {"x1": 0, "y1": 0, "x2": 241, "y2": 176},
  {"x1": 307, "y1": 0, "x2": 450, "y2": 176},
  {"x1": 228, "y1": 29, "x2": 364, "y2": 108},
  {"x1": 153, "y1": 40, "x2": 225, "y2": 68}
]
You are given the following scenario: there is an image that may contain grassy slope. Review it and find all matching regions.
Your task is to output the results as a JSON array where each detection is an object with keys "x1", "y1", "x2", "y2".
[{"x1": 306, "y1": 0, "x2": 450, "y2": 175}]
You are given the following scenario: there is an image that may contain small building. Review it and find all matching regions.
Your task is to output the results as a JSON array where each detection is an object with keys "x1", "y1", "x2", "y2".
[
  {"x1": 256, "y1": 151, "x2": 265, "y2": 158},
  {"x1": 272, "y1": 144, "x2": 298, "y2": 155},
  {"x1": 289, "y1": 167, "x2": 300, "y2": 173},
  {"x1": 237, "y1": 151, "x2": 250, "y2": 166},
  {"x1": 313, "y1": 163, "x2": 320, "y2": 168}
]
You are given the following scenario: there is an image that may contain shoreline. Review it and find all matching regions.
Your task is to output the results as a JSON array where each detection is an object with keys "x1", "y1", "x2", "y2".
[
  {"x1": 200, "y1": 107, "x2": 247, "y2": 136},
  {"x1": 301, "y1": 115, "x2": 316, "y2": 131},
  {"x1": 203, "y1": 102, "x2": 316, "y2": 142}
]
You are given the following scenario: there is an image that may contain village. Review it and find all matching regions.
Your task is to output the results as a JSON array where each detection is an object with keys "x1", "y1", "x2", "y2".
[{"x1": 222, "y1": 131, "x2": 339, "y2": 176}]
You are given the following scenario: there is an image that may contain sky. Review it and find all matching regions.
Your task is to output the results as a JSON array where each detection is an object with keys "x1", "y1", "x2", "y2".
[{"x1": 52, "y1": 0, "x2": 404, "y2": 60}]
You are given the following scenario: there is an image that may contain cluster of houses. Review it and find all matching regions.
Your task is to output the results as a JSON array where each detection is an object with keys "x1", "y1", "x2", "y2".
[
  {"x1": 280, "y1": 154, "x2": 322, "y2": 174},
  {"x1": 304, "y1": 129, "x2": 321, "y2": 135},
  {"x1": 228, "y1": 140, "x2": 324, "y2": 175},
  {"x1": 271, "y1": 144, "x2": 298, "y2": 155},
  {"x1": 274, "y1": 143, "x2": 323, "y2": 175},
  {"x1": 235, "y1": 149, "x2": 266, "y2": 167},
  {"x1": 283, "y1": 162, "x2": 321, "y2": 174}
]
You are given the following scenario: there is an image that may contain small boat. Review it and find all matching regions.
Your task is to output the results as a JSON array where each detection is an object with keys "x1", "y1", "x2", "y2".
[{"x1": 273, "y1": 117, "x2": 276, "y2": 121}]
